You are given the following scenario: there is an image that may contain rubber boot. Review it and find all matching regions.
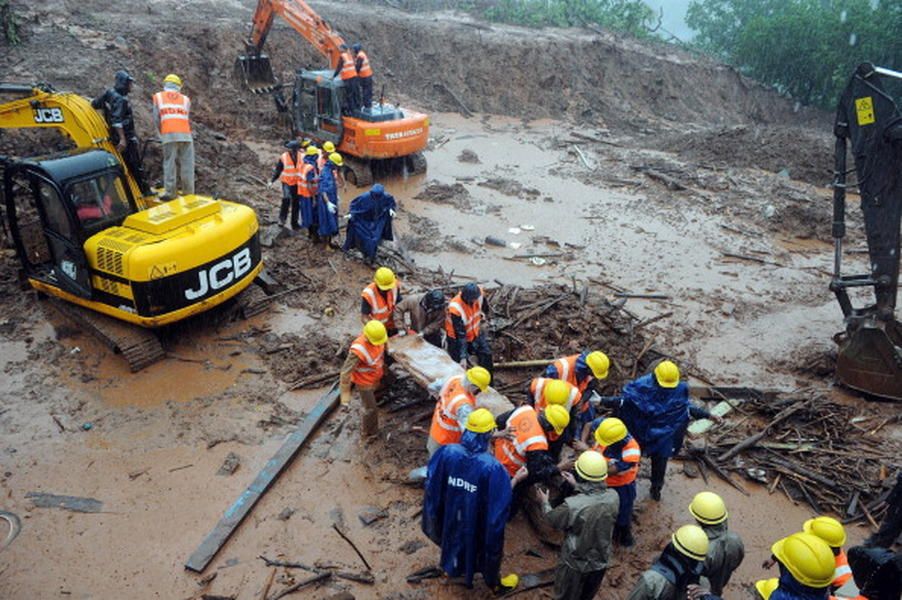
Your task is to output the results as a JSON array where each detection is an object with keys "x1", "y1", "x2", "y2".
[
  {"x1": 613, "y1": 524, "x2": 623, "y2": 546},
  {"x1": 620, "y1": 523, "x2": 635, "y2": 547},
  {"x1": 649, "y1": 486, "x2": 662, "y2": 501}
]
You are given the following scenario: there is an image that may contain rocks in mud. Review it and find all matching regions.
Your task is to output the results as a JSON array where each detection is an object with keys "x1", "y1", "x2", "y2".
[
  {"x1": 457, "y1": 149, "x2": 480, "y2": 164},
  {"x1": 414, "y1": 182, "x2": 472, "y2": 210},
  {"x1": 398, "y1": 539, "x2": 426, "y2": 555},
  {"x1": 478, "y1": 177, "x2": 540, "y2": 200},
  {"x1": 358, "y1": 505, "x2": 388, "y2": 526},
  {"x1": 216, "y1": 452, "x2": 241, "y2": 476}
]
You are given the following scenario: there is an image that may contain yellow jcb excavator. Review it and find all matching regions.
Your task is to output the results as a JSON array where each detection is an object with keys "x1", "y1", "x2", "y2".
[{"x1": 0, "y1": 83, "x2": 263, "y2": 370}]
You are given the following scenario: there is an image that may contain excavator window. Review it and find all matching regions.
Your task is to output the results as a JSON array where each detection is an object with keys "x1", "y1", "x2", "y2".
[
  {"x1": 38, "y1": 180, "x2": 72, "y2": 240},
  {"x1": 67, "y1": 171, "x2": 130, "y2": 236}
]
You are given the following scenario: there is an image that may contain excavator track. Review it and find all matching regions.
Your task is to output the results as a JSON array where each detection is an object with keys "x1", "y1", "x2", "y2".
[{"x1": 46, "y1": 298, "x2": 166, "y2": 372}]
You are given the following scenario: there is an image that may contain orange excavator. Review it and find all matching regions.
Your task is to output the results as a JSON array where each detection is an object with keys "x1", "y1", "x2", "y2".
[{"x1": 236, "y1": 0, "x2": 429, "y2": 185}]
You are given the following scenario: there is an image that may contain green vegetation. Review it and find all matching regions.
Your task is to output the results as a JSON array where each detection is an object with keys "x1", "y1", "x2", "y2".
[
  {"x1": 479, "y1": 0, "x2": 654, "y2": 36},
  {"x1": 686, "y1": 0, "x2": 902, "y2": 108},
  {"x1": 0, "y1": 0, "x2": 20, "y2": 46}
]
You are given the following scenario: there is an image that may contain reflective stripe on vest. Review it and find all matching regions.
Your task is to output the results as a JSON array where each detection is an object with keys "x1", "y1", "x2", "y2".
[
  {"x1": 297, "y1": 163, "x2": 318, "y2": 197},
  {"x1": 495, "y1": 405, "x2": 548, "y2": 476},
  {"x1": 553, "y1": 354, "x2": 591, "y2": 394},
  {"x1": 357, "y1": 51, "x2": 373, "y2": 78},
  {"x1": 280, "y1": 152, "x2": 300, "y2": 185},
  {"x1": 444, "y1": 291, "x2": 483, "y2": 341},
  {"x1": 340, "y1": 52, "x2": 357, "y2": 80},
  {"x1": 598, "y1": 437, "x2": 641, "y2": 487},
  {"x1": 350, "y1": 335, "x2": 384, "y2": 387},
  {"x1": 153, "y1": 91, "x2": 191, "y2": 135},
  {"x1": 834, "y1": 551, "x2": 852, "y2": 586},
  {"x1": 429, "y1": 375, "x2": 475, "y2": 445},
  {"x1": 362, "y1": 283, "x2": 399, "y2": 326}
]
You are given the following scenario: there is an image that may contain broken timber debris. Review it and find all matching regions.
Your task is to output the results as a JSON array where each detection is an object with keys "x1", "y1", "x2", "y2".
[
  {"x1": 26, "y1": 492, "x2": 103, "y2": 513},
  {"x1": 185, "y1": 385, "x2": 340, "y2": 573}
]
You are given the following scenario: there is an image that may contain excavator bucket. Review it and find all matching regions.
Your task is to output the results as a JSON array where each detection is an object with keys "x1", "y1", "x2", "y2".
[
  {"x1": 835, "y1": 319, "x2": 902, "y2": 401},
  {"x1": 234, "y1": 53, "x2": 276, "y2": 93}
]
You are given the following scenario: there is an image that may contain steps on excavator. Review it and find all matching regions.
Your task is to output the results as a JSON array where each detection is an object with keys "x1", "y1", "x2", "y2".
[{"x1": 46, "y1": 298, "x2": 166, "y2": 372}]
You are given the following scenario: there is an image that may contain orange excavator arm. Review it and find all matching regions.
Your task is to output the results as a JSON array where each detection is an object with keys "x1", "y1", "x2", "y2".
[{"x1": 245, "y1": 0, "x2": 346, "y2": 69}]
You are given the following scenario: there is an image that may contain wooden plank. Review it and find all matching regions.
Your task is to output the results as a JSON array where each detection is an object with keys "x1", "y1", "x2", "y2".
[
  {"x1": 185, "y1": 385, "x2": 340, "y2": 573},
  {"x1": 388, "y1": 335, "x2": 513, "y2": 416}
]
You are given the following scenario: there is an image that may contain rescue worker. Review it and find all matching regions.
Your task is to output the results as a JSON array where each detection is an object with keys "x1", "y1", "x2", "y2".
[
  {"x1": 865, "y1": 471, "x2": 901, "y2": 549},
  {"x1": 527, "y1": 378, "x2": 579, "y2": 412},
  {"x1": 803, "y1": 517, "x2": 852, "y2": 591},
  {"x1": 343, "y1": 184, "x2": 397, "y2": 264},
  {"x1": 626, "y1": 525, "x2": 710, "y2": 600},
  {"x1": 603, "y1": 360, "x2": 716, "y2": 501},
  {"x1": 269, "y1": 140, "x2": 301, "y2": 230},
  {"x1": 445, "y1": 283, "x2": 494, "y2": 375},
  {"x1": 315, "y1": 152, "x2": 342, "y2": 244},
  {"x1": 152, "y1": 73, "x2": 194, "y2": 199},
  {"x1": 422, "y1": 409, "x2": 519, "y2": 594},
  {"x1": 593, "y1": 417, "x2": 641, "y2": 547},
  {"x1": 427, "y1": 366, "x2": 492, "y2": 457},
  {"x1": 353, "y1": 42, "x2": 374, "y2": 109},
  {"x1": 539, "y1": 450, "x2": 619, "y2": 600},
  {"x1": 494, "y1": 404, "x2": 570, "y2": 484},
  {"x1": 333, "y1": 43, "x2": 359, "y2": 113},
  {"x1": 688, "y1": 491, "x2": 745, "y2": 595},
  {"x1": 92, "y1": 70, "x2": 150, "y2": 195},
  {"x1": 767, "y1": 532, "x2": 836, "y2": 600},
  {"x1": 339, "y1": 320, "x2": 387, "y2": 437},
  {"x1": 361, "y1": 267, "x2": 401, "y2": 336},
  {"x1": 298, "y1": 146, "x2": 320, "y2": 240},
  {"x1": 546, "y1": 350, "x2": 610, "y2": 404},
  {"x1": 392, "y1": 289, "x2": 447, "y2": 347},
  {"x1": 755, "y1": 578, "x2": 780, "y2": 599},
  {"x1": 317, "y1": 141, "x2": 336, "y2": 171}
]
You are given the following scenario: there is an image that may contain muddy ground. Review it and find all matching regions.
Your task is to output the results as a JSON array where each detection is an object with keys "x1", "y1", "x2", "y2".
[{"x1": 1, "y1": 1, "x2": 900, "y2": 599}]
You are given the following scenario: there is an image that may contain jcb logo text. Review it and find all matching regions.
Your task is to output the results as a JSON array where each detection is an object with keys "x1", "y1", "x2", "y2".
[{"x1": 33, "y1": 108, "x2": 65, "y2": 123}]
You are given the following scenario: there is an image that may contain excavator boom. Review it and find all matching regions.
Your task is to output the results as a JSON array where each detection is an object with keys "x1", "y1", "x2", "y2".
[
  {"x1": 831, "y1": 63, "x2": 902, "y2": 400},
  {"x1": 238, "y1": 0, "x2": 345, "y2": 91}
]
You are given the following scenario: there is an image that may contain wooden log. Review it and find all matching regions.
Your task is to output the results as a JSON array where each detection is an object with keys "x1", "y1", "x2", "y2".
[
  {"x1": 267, "y1": 572, "x2": 331, "y2": 600},
  {"x1": 494, "y1": 359, "x2": 554, "y2": 369},
  {"x1": 185, "y1": 386, "x2": 340, "y2": 573},
  {"x1": 717, "y1": 400, "x2": 808, "y2": 462}
]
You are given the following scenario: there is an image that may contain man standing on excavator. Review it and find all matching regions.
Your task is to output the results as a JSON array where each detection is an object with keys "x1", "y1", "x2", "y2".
[
  {"x1": 152, "y1": 74, "x2": 194, "y2": 200},
  {"x1": 92, "y1": 70, "x2": 150, "y2": 195},
  {"x1": 334, "y1": 43, "x2": 360, "y2": 113},
  {"x1": 353, "y1": 43, "x2": 374, "y2": 109}
]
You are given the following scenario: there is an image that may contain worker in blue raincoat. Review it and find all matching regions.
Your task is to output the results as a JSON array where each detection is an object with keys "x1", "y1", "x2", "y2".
[
  {"x1": 602, "y1": 360, "x2": 715, "y2": 501},
  {"x1": 422, "y1": 409, "x2": 519, "y2": 594},
  {"x1": 315, "y1": 152, "x2": 342, "y2": 243},
  {"x1": 343, "y1": 183, "x2": 396, "y2": 263}
]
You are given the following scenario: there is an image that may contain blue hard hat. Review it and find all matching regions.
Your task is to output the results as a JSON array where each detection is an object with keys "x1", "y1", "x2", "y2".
[
  {"x1": 352, "y1": 43, "x2": 362, "y2": 52},
  {"x1": 462, "y1": 283, "x2": 480, "y2": 303},
  {"x1": 372, "y1": 183, "x2": 384, "y2": 195}
]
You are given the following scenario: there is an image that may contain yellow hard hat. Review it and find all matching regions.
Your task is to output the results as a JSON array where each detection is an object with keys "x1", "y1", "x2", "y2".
[
  {"x1": 771, "y1": 533, "x2": 835, "y2": 589},
  {"x1": 163, "y1": 73, "x2": 182, "y2": 87},
  {"x1": 802, "y1": 516, "x2": 847, "y2": 548},
  {"x1": 466, "y1": 408, "x2": 495, "y2": 433},
  {"x1": 373, "y1": 267, "x2": 396, "y2": 291},
  {"x1": 586, "y1": 351, "x2": 610, "y2": 379},
  {"x1": 689, "y1": 491, "x2": 728, "y2": 525},
  {"x1": 499, "y1": 574, "x2": 519, "y2": 590},
  {"x1": 755, "y1": 578, "x2": 779, "y2": 600},
  {"x1": 305, "y1": 146, "x2": 320, "y2": 156},
  {"x1": 329, "y1": 152, "x2": 343, "y2": 167},
  {"x1": 363, "y1": 320, "x2": 388, "y2": 346},
  {"x1": 654, "y1": 360, "x2": 680, "y2": 388},
  {"x1": 466, "y1": 366, "x2": 491, "y2": 392},
  {"x1": 323, "y1": 141, "x2": 336, "y2": 152},
  {"x1": 575, "y1": 450, "x2": 608, "y2": 481},
  {"x1": 542, "y1": 405, "x2": 570, "y2": 435},
  {"x1": 544, "y1": 379, "x2": 571, "y2": 406},
  {"x1": 594, "y1": 417, "x2": 628, "y2": 447},
  {"x1": 672, "y1": 524, "x2": 709, "y2": 561}
]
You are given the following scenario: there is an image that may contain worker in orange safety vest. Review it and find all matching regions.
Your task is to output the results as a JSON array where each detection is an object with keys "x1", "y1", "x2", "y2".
[
  {"x1": 427, "y1": 366, "x2": 492, "y2": 457},
  {"x1": 339, "y1": 320, "x2": 388, "y2": 437},
  {"x1": 445, "y1": 283, "x2": 493, "y2": 375},
  {"x1": 352, "y1": 42, "x2": 374, "y2": 109},
  {"x1": 269, "y1": 139, "x2": 301, "y2": 230},
  {"x1": 361, "y1": 266, "x2": 402, "y2": 336},
  {"x1": 152, "y1": 73, "x2": 194, "y2": 199},
  {"x1": 333, "y1": 43, "x2": 360, "y2": 113},
  {"x1": 592, "y1": 417, "x2": 641, "y2": 547}
]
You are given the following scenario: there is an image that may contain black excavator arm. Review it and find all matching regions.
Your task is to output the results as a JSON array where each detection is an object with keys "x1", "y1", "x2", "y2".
[{"x1": 831, "y1": 62, "x2": 902, "y2": 400}]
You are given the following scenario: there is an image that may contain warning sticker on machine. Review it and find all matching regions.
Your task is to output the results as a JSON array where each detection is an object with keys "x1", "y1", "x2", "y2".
[
  {"x1": 150, "y1": 262, "x2": 178, "y2": 279},
  {"x1": 855, "y1": 97, "x2": 875, "y2": 126}
]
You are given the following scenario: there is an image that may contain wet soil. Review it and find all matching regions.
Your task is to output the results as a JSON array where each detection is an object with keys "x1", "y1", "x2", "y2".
[{"x1": 1, "y1": 1, "x2": 899, "y2": 599}]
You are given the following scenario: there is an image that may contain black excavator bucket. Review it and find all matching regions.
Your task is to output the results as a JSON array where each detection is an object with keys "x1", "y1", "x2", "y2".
[
  {"x1": 234, "y1": 53, "x2": 277, "y2": 93},
  {"x1": 835, "y1": 319, "x2": 902, "y2": 401}
]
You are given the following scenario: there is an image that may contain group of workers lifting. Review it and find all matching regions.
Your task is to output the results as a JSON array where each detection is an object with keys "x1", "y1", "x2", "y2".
[
  {"x1": 92, "y1": 70, "x2": 195, "y2": 201},
  {"x1": 338, "y1": 267, "x2": 902, "y2": 600}
]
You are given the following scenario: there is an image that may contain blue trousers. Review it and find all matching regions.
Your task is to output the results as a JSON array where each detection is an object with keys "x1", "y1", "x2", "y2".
[{"x1": 612, "y1": 482, "x2": 636, "y2": 527}]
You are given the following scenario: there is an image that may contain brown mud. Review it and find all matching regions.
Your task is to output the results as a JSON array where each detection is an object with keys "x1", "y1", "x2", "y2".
[{"x1": 1, "y1": 1, "x2": 899, "y2": 599}]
